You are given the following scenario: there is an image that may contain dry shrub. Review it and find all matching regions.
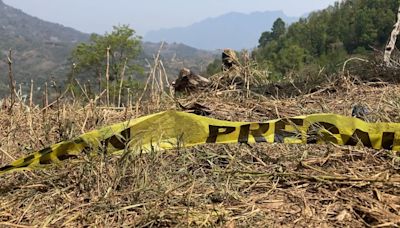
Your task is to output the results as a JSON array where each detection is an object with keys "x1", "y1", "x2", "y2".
[{"x1": 0, "y1": 61, "x2": 400, "y2": 227}]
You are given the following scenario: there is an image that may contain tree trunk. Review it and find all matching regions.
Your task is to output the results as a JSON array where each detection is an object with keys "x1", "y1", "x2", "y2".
[
  {"x1": 7, "y1": 49, "x2": 16, "y2": 105},
  {"x1": 384, "y1": 5, "x2": 400, "y2": 66}
]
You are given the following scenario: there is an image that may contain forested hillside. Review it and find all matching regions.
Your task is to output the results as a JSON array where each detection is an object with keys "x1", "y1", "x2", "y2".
[
  {"x1": 253, "y1": 0, "x2": 399, "y2": 78},
  {"x1": 0, "y1": 0, "x2": 216, "y2": 98},
  {"x1": 0, "y1": 0, "x2": 89, "y2": 95}
]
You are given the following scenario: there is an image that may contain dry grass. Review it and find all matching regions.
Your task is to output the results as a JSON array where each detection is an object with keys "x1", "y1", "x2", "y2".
[{"x1": 0, "y1": 75, "x2": 400, "y2": 227}]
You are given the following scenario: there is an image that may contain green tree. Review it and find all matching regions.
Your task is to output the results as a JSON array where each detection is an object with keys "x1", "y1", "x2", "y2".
[
  {"x1": 271, "y1": 18, "x2": 286, "y2": 39},
  {"x1": 277, "y1": 44, "x2": 308, "y2": 73},
  {"x1": 71, "y1": 25, "x2": 142, "y2": 85},
  {"x1": 258, "y1": 18, "x2": 286, "y2": 47},
  {"x1": 253, "y1": 0, "x2": 400, "y2": 78},
  {"x1": 206, "y1": 58, "x2": 222, "y2": 76},
  {"x1": 258, "y1": 31, "x2": 273, "y2": 48}
]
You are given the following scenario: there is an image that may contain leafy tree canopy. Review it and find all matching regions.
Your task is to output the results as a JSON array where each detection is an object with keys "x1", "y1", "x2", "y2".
[
  {"x1": 258, "y1": 18, "x2": 286, "y2": 47},
  {"x1": 253, "y1": 0, "x2": 400, "y2": 78},
  {"x1": 71, "y1": 25, "x2": 142, "y2": 83}
]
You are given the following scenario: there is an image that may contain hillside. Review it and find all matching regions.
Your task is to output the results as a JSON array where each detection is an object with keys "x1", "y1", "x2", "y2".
[
  {"x1": 141, "y1": 42, "x2": 218, "y2": 77},
  {"x1": 0, "y1": 0, "x2": 89, "y2": 96},
  {"x1": 0, "y1": 0, "x2": 216, "y2": 98},
  {"x1": 145, "y1": 11, "x2": 298, "y2": 50},
  {"x1": 253, "y1": 0, "x2": 399, "y2": 78}
]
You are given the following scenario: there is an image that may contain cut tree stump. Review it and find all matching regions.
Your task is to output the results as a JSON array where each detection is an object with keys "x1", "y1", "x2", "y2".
[{"x1": 172, "y1": 68, "x2": 210, "y2": 93}]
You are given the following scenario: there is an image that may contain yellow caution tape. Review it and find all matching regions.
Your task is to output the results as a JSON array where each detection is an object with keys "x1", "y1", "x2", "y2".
[{"x1": 1, "y1": 110, "x2": 400, "y2": 175}]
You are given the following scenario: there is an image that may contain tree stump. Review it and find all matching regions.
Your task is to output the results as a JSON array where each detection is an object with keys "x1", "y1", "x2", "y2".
[
  {"x1": 222, "y1": 49, "x2": 240, "y2": 71},
  {"x1": 172, "y1": 68, "x2": 210, "y2": 93}
]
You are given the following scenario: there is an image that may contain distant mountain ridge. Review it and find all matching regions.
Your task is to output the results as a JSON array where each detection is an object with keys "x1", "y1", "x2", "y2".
[
  {"x1": 141, "y1": 42, "x2": 217, "y2": 77},
  {"x1": 0, "y1": 0, "x2": 216, "y2": 97},
  {"x1": 145, "y1": 11, "x2": 298, "y2": 50}
]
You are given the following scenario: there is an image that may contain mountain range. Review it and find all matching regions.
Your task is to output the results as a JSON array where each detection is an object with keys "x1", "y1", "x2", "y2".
[
  {"x1": 0, "y1": 0, "x2": 294, "y2": 98},
  {"x1": 145, "y1": 11, "x2": 298, "y2": 50},
  {"x1": 0, "y1": 0, "x2": 219, "y2": 97}
]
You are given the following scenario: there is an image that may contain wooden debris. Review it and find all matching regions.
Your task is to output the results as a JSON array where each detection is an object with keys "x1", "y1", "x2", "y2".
[
  {"x1": 178, "y1": 102, "x2": 212, "y2": 116},
  {"x1": 172, "y1": 68, "x2": 210, "y2": 93},
  {"x1": 222, "y1": 49, "x2": 240, "y2": 71}
]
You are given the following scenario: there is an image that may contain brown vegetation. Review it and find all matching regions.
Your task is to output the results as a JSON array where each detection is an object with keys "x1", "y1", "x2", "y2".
[{"x1": 0, "y1": 63, "x2": 400, "y2": 227}]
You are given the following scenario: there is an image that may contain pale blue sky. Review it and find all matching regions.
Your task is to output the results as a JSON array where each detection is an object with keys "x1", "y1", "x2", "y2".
[{"x1": 3, "y1": 0, "x2": 338, "y2": 36}]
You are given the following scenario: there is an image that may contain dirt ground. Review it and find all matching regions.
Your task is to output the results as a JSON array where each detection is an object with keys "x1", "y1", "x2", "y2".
[{"x1": 0, "y1": 78, "x2": 399, "y2": 227}]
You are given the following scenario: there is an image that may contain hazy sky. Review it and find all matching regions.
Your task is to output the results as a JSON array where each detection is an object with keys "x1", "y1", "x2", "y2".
[{"x1": 3, "y1": 0, "x2": 338, "y2": 36}]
